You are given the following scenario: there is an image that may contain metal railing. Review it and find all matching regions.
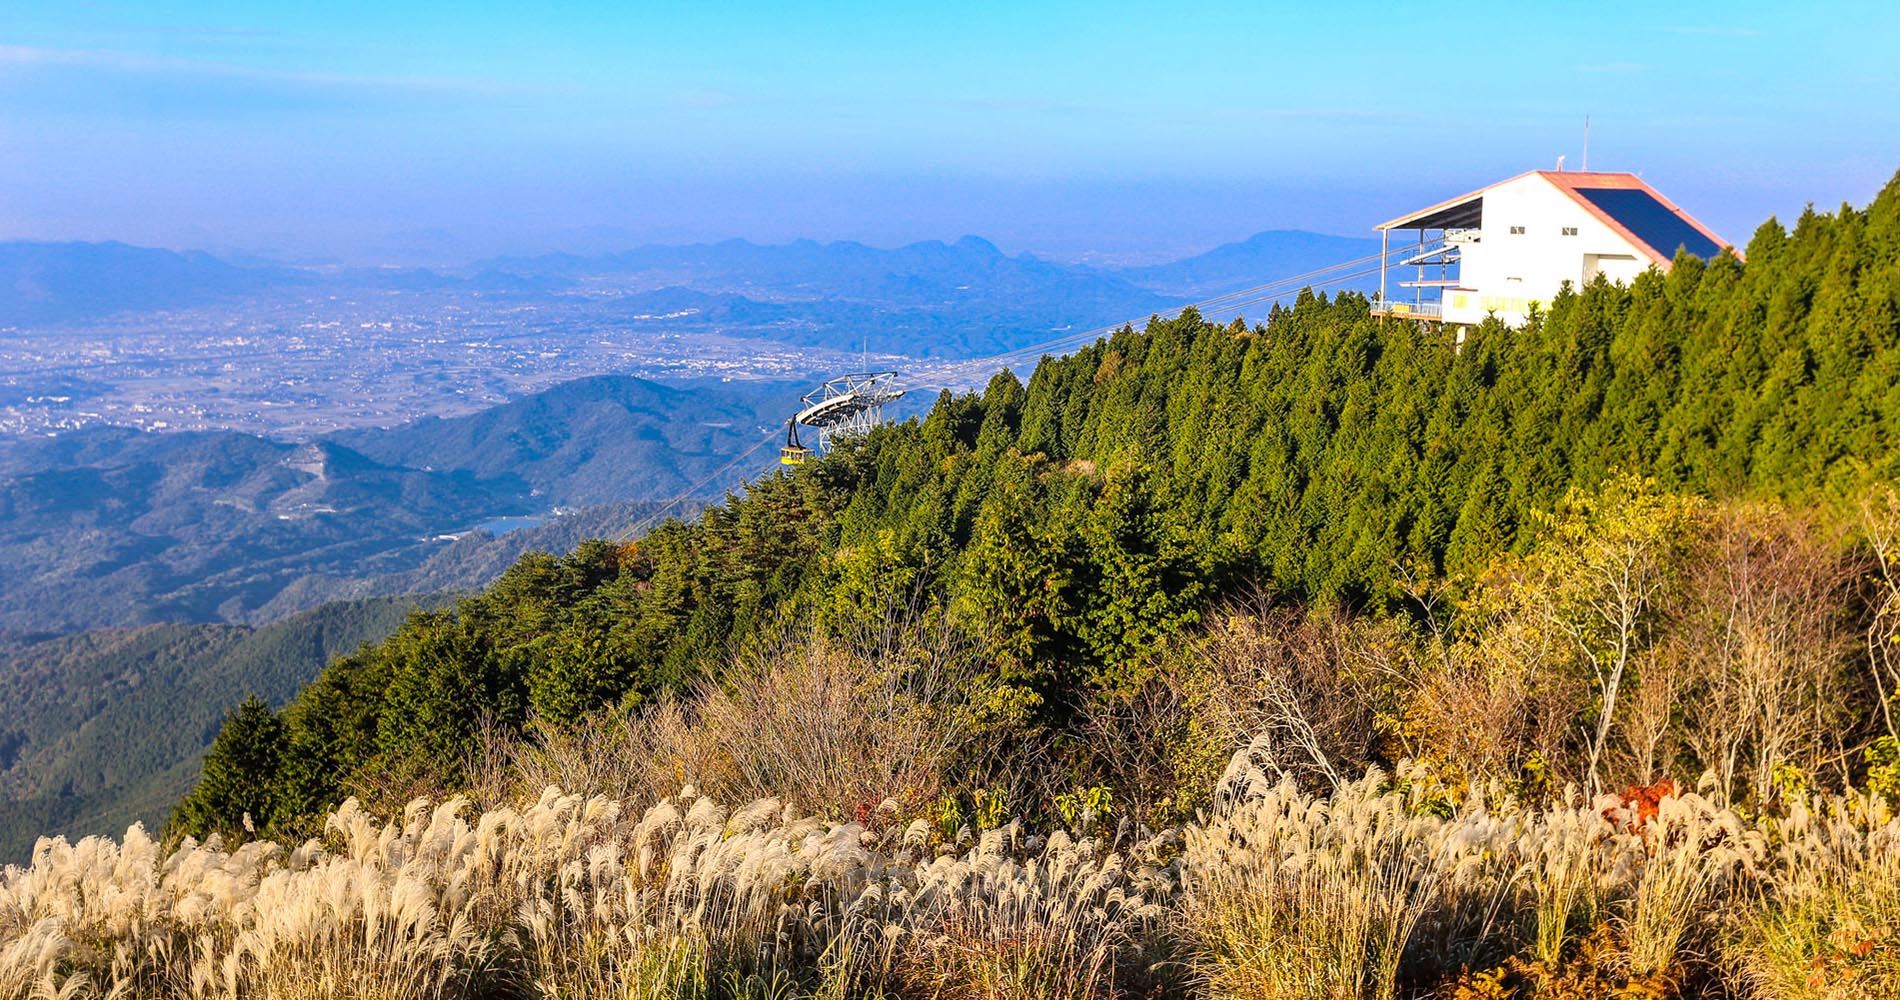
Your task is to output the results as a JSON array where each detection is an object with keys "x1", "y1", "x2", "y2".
[{"x1": 1370, "y1": 298, "x2": 1444, "y2": 319}]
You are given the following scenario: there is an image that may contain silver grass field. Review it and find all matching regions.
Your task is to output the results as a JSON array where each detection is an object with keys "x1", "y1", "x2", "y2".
[{"x1": 3, "y1": 751, "x2": 1894, "y2": 1000}]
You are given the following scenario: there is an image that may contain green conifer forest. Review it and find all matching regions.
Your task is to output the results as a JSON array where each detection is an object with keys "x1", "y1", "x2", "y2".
[
  {"x1": 10, "y1": 172, "x2": 1880, "y2": 1000},
  {"x1": 173, "y1": 175, "x2": 1900, "y2": 840}
]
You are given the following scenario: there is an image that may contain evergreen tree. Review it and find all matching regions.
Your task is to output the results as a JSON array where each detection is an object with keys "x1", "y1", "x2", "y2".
[
  {"x1": 170, "y1": 695, "x2": 286, "y2": 839},
  {"x1": 174, "y1": 173, "x2": 1900, "y2": 822}
]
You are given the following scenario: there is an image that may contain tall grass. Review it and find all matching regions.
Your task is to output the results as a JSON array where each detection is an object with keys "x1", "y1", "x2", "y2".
[
  {"x1": 1738, "y1": 791, "x2": 1900, "y2": 999},
  {"x1": 1512, "y1": 793, "x2": 1608, "y2": 969},
  {"x1": 0, "y1": 786, "x2": 1160, "y2": 1000},
  {"x1": 1619, "y1": 792, "x2": 1759, "y2": 978},
  {"x1": 1180, "y1": 771, "x2": 1449, "y2": 1000},
  {"x1": 3, "y1": 762, "x2": 1892, "y2": 999}
]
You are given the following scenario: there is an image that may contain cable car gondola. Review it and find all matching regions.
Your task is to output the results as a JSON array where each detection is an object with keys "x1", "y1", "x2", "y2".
[{"x1": 780, "y1": 419, "x2": 812, "y2": 465}]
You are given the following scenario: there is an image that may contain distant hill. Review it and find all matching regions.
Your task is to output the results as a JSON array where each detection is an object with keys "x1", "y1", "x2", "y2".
[
  {"x1": 1113, "y1": 229, "x2": 1384, "y2": 298},
  {"x1": 471, "y1": 235, "x2": 1098, "y2": 304},
  {"x1": 0, "y1": 241, "x2": 294, "y2": 327},
  {"x1": 328, "y1": 374, "x2": 788, "y2": 507},
  {"x1": 0, "y1": 232, "x2": 1384, "y2": 357},
  {"x1": 246, "y1": 499, "x2": 672, "y2": 619},
  {"x1": 0, "y1": 376, "x2": 793, "y2": 634},
  {"x1": 0, "y1": 428, "x2": 531, "y2": 631},
  {"x1": 471, "y1": 235, "x2": 1181, "y2": 357},
  {"x1": 475, "y1": 231, "x2": 1395, "y2": 350},
  {"x1": 0, "y1": 593, "x2": 446, "y2": 861}
]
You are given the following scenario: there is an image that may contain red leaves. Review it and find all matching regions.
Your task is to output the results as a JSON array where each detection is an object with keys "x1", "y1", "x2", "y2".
[{"x1": 1601, "y1": 778, "x2": 1677, "y2": 832}]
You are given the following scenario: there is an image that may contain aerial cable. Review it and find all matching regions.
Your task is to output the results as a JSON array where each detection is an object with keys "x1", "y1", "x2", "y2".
[
  {"x1": 902, "y1": 269, "x2": 1381, "y2": 390},
  {"x1": 1186, "y1": 263, "x2": 1388, "y2": 322},
  {"x1": 900, "y1": 246, "x2": 1424, "y2": 391},
  {"x1": 928, "y1": 241, "x2": 1425, "y2": 376},
  {"x1": 612, "y1": 242, "x2": 1437, "y2": 539},
  {"x1": 1178, "y1": 246, "x2": 1406, "y2": 310},
  {"x1": 613, "y1": 425, "x2": 783, "y2": 540}
]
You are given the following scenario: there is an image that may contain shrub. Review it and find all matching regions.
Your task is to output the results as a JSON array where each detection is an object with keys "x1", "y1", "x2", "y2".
[{"x1": 1736, "y1": 792, "x2": 1900, "y2": 999}]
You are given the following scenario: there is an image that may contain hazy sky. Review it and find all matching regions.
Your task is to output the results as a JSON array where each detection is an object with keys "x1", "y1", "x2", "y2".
[{"x1": 2, "y1": 1, "x2": 1896, "y2": 265}]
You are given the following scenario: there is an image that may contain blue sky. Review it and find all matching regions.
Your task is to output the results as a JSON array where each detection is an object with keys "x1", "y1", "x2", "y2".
[{"x1": 1, "y1": 1, "x2": 1896, "y2": 264}]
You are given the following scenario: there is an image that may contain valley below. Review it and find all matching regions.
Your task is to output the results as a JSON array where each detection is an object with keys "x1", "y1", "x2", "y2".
[{"x1": 0, "y1": 228, "x2": 1377, "y2": 857}]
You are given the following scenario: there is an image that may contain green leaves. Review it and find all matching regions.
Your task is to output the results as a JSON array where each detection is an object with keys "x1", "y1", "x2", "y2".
[
  {"x1": 1074, "y1": 463, "x2": 1204, "y2": 693},
  {"x1": 169, "y1": 695, "x2": 286, "y2": 840},
  {"x1": 175, "y1": 174, "x2": 1900, "y2": 825}
]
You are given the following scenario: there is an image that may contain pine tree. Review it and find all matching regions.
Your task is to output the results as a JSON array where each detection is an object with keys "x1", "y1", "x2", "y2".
[{"x1": 169, "y1": 695, "x2": 286, "y2": 839}]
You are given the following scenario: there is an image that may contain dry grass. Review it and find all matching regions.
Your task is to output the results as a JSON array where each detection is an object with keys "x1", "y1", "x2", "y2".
[
  {"x1": 0, "y1": 785, "x2": 1160, "y2": 1000},
  {"x1": 479, "y1": 628, "x2": 981, "y2": 821},
  {"x1": 1737, "y1": 792, "x2": 1900, "y2": 999},
  {"x1": 3, "y1": 754, "x2": 1892, "y2": 999},
  {"x1": 1180, "y1": 770, "x2": 1452, "y2": 1000}
]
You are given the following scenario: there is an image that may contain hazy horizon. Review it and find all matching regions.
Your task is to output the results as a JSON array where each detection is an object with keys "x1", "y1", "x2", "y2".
[{"x1": 4, "y1": 1, "x2": 1898, "y2": 266}]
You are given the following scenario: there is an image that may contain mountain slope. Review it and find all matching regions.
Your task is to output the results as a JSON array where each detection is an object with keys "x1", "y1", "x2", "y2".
[
  {"x1": 0, "y1": 376, "x2": 801, "y2": 634},
  {"x1": 0, "y1": 429, "x2": 530, "y2": 631},
  {"x1": 328, "y1": 375, "x2": 788, "y2": 507},
  {"x1": 0, "y1": 593, "x2": 446, "y2": 860},
  {"x1": 243, "y1": 499, "x2": 672, "y2": 620},
  {"x1": 180, "y1": 175, "x2": 1900, "y2": 838}
]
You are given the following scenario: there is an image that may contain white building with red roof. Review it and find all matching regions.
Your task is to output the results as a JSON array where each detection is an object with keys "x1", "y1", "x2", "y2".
[{"x1": 1371, "y1": 170, "x2": 1734, "y2": 326}]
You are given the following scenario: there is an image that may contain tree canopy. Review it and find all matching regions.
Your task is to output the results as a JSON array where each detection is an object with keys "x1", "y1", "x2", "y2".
[{"x1": 175, "y1": 173, "x2": 1900, "y2": 838}]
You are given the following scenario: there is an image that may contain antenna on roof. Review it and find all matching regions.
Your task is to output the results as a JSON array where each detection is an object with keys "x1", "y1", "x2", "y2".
[
  {"x1": 1556, "y1": 154, "x2": 1566, "y2": 172},
  {"x1": 1583, "y1": 115, "x2": 1591, "y2": 171}
]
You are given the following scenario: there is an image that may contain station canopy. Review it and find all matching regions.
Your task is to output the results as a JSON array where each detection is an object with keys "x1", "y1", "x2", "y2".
[{"x1": 1376, "y1": 190, "x2": 1485, "y2": 232}]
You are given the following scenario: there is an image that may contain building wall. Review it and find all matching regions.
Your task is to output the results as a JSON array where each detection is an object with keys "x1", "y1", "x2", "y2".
[{"x1": 1442, "y1": 174, "x2": 1657, "y2": 326}]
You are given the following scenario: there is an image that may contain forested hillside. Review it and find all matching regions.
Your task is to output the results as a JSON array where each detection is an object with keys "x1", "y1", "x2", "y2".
[
  {"x1": 0, "y1": 376, "x2": 780, "y2": 634},
  {"x1": 174, "y1": 175, "x2": 1900, "y2": 844},
  {"x1": 0, "y1": 429, "x2": 524, "y2": 632},
  {"x1": 0, "y1": 594, "x2": 446, "y2": 861},
  {"x1": 327, "y1": 374, "x2": 785, "y2": 508}
]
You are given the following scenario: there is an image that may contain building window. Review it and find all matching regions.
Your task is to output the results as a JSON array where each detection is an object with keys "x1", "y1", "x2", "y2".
[
  {"x1": 1509, "y1": 225, "x2": 1526, "y2": 235},
  {"x1": 1561, "y1": 226, "x2": 1579, "y2": 236}
]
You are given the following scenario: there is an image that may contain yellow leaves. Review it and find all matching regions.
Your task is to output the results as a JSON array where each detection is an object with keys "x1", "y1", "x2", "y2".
[
  {"x1": 1443, "y1": 923, "x2": 1681, "y2": 1000},
  {"x1": 1444, "y1": 964, "x2": 1515, "y2": 1000}
]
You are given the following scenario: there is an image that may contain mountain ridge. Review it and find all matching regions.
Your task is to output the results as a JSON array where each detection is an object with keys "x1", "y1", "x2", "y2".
[
  {"x1": 0, "y1": 375, "x2": 792, "y2": 634},
  {"x1": 0, "y1": 229, "x2": 1377, "y2": 330}
]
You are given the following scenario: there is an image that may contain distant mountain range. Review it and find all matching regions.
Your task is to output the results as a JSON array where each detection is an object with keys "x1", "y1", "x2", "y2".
[
  {"x1": 0, "y1": 231, "x2": 1381, "y2": 347},
  {"x1": 474, "y1": 234, "x2": 1152, "y2": 310}
]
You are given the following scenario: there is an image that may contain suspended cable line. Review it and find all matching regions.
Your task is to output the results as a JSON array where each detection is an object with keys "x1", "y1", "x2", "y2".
[
  {"x1": 902, "y1": 253, "x2": 1407, "y2": 392},
  {"x1": 613, "y1": 425, "x2": 783, "y2": 540},
  {"x1": 610, "y1": 239, "x2": 1436, "y2": 540}
]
